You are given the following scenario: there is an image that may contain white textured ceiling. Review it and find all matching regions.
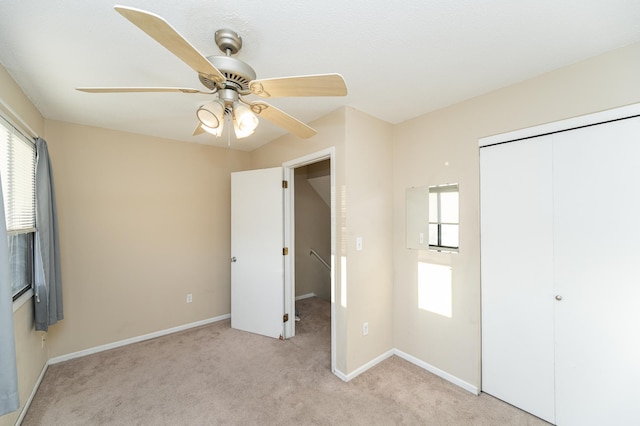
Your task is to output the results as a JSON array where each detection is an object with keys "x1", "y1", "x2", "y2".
[{"x1": 1, "y1": 1, "x2": 639, "y2": 151}]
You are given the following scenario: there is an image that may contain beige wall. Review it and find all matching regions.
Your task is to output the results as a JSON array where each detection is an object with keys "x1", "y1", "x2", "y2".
[
  {"x1": 0, "y1": 303, "x2": 48, "y2": 426},
  {"x1": 250, "y1": 108, "x2": 350, "y2": 372},
  {"x1": 0, "y1": 65, "x2": 43, "y2": 138},
  {"x1": 0, "y1": 65, "x2": 47, "y2": 426},
  {"x1": 343, "y1": 108, "x2": 394, "y2": 373},
  {"x1": 44, "y1": 121, "x2": 251, "y2": 357},
  {"x1": 3, "y1": 40, "x2": 639, "y2": 423},
  {"x1": 294, "y1": 163, "x2": 331, "y2": 301},
  {"x1": 251, "y1": 107, "x2": 395, "y2": 375},
  {"x1": 393, "y1": 42, "x2": 640, "y2": 388}
]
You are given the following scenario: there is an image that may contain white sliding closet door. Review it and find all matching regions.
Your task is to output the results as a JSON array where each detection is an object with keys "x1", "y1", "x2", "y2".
[
  {"x1": 482, "y1": 113, "x2": 640, "y2": 426},
  {"x1": 553, "y1": 117, "x2": 640, "y2": 425},
  {"x1": 480, "y1": 136, "x2": 555, "y2": 423}
]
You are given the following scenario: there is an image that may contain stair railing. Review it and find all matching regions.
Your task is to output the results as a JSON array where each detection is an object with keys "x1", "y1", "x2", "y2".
[{"x1": 309, "y1": 248, "x2": 330, "y2": 270}]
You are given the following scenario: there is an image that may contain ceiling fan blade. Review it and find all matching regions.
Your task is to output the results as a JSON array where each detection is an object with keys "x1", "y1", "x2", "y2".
[
  {"x1": 193, "y1": 124, "x2": 205, "y2": 136},
  {"x1": 251, "y1": 102, "x2": 317, "y2": 139},
  {"x1": 114, "y1": 5, "x2": 225, "y2": 85},
  {"x1": 76, "y1": 87, "x2": 213, "y2": 94},
  {"x1": 248, "y1": 74, "x2": 348, "y2": 98}
]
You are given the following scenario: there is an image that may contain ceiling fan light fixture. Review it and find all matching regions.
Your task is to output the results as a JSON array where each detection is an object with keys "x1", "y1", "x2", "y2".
[
  {"x1": 197, "y1": 100, "x2": 224, "y2": 129},
  {"x1": 233, "y1": 116, "x2": 254, "y2": 139},
  {"x1": 78, "y1": 7, "x2": 348, "y2": 142},
  {"x1": 201, "y1": 123, "x2": 223, "y2": 137},
  {"x1": 233, "y1": 103, "x2": 259, "y2": 138}
]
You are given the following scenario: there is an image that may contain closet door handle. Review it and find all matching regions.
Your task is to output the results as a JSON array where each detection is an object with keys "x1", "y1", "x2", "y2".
[{"x1": 555, "y1": 295, "x2": 563, "y2": 301}]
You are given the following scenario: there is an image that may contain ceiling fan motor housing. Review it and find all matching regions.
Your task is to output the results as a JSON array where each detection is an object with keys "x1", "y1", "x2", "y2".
[
  {"x1": 199, "y1": 55, "x2": 257, "y2": 91},
  {"x1": 198, "y1": 28, "x2": 256, "y2": 92}
]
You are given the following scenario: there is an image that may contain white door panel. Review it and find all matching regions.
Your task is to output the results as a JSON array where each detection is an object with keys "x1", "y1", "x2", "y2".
[
  {"x1": 481, "y1": 115, "x2": 640, "y2": 425},
  {"x1": 231, "y1": 167, "x2": 284, "y2": 339},
  {"x1": 553, "y1": 117, "x2": 640, "y2": 425},
  {"x1": 480, "y1": 136, "x2": 555, "y2": 423}
]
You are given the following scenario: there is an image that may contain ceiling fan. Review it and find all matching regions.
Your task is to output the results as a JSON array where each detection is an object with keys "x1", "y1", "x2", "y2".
[{"x1": 77, "y1": 5, "x2": 348, "y2": 140}]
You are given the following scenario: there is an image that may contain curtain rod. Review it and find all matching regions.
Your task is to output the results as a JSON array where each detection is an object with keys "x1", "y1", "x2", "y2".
[{"x1": 0, "y1": 97, "x2": 40, "y2": 140}]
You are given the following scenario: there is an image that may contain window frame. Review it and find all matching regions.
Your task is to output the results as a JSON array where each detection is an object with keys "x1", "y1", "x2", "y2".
[
  {"x1": 8, "y1": 231, "x2": 34, "y2": 300},
  {"x1": 0, "y1": 113, "x2": 36, "y2": 302},
  {"x1": 428, "y1": 183, "x2": 459, "y2": 252}
]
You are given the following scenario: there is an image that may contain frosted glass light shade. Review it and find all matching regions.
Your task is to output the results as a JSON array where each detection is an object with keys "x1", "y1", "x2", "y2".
[
  {"x1": 197, "y1": 101, "x2": 224, "y2": 129},
  {"x1": 233, "y1": 103, "x2": 258, "y2": 138}
]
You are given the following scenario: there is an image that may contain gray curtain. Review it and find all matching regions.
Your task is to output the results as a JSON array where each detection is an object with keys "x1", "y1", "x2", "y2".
[
  {"x1": 0, "y1": 173, "x2": 19, "y2": 415},
  {"x1": 34, "y1": 138, "x2": 63, "y2": 332}
]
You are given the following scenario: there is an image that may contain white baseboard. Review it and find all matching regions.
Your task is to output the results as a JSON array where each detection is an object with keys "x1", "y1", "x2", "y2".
[
  {"x1": 335, "y1": 349, "x2": 395, "y2": 382},
  {"x1": 332, "y1": 348, "x2": 478, "y2": 395},
  {"x1": 48, "y1": 314, "x2": 230, "y2": 365},
  {"x1": 393, "y1": 349, "x2": 479, "y2": 395},
  {"x1": 332, "y1": 368, "x2": 348, "y2": 382},
  {"x1": 15, "y1": 362, "x2": 48, "y2": 426},
  {"x1": 295, "y1": 293, "x2": 316, "y2": 300}
]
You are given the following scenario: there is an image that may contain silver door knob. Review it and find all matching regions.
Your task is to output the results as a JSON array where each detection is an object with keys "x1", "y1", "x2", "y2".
[
  {"x1": 555, "y1": 295, "x2": 562, "y2": 301},
  {"x1": 231, "y1": 256, "x2": 237, "y2": 263}
]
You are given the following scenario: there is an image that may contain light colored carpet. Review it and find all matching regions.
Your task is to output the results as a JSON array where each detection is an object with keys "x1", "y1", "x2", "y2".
[{"x1": 22, "y1": 297, "x2": 548, "y2": 425}]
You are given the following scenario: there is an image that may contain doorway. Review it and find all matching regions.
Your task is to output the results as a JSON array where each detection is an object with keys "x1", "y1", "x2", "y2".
[
  {"x1": 293, "y1": 160, "x2": 331, "y2": 301},
  {"x1": 283, "y1": 147, "x2": 336, "y2": 372}
]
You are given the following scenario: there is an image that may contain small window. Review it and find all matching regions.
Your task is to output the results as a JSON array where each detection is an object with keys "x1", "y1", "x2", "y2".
[
  {"x1": 0, "y1": 114, "x2": 36, "y2": 300},
  {"x1": 429, "y1": 184, "x2": 459, "y2": 252}
]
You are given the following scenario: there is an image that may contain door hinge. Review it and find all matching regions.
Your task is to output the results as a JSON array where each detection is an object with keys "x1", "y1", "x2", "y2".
[
  {"x1": 282, "y1": 180, "x2": 288, "y2": 189},
  {"x1": 283, "y1": 313, "x2": 289, "y2": 323},
  {"x1": 283, "y1": 247, "x2": 289, "y2": 256}
]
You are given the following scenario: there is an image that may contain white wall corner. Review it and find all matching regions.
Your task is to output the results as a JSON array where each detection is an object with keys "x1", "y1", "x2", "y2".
[
  {"x1": 334, "y1": 348, "x2": 478, "y2": 395},
  {"x1": 332, "y1": 368, "x2": 348, "y2": 382},
  {"x1": 337, "y1": 349, "x2": 395, "y2": 382}
]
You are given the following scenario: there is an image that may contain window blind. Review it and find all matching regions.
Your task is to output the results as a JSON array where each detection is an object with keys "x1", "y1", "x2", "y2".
[{"x1": 0, "y1": 114, "x2": 36, "y2": 233}]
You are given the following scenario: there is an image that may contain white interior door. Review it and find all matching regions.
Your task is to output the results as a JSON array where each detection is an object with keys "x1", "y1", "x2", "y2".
[
  {"x1": 480, "y1": 136, "x2": 556, "y2": 423},
  {"x1": 231, "y1": 167, "x2": 284, "y2": 339},
  {"x1": 553, "y1": 117, "x2": 640, "y2": 425}
]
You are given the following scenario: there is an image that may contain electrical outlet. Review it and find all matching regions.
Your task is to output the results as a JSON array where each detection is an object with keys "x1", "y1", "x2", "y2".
[
  {"x1": 363, "y1": 322, "x2": 369, "y2": 336},
  {"x1": 186, "y1": 293, "x2": 193, "y2": 303},
  {"x1": 356, "y1": 237, "x2": 363, "y2": 251}
]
